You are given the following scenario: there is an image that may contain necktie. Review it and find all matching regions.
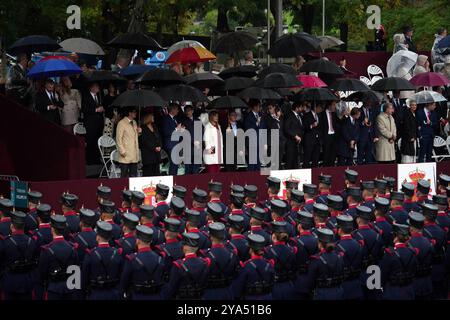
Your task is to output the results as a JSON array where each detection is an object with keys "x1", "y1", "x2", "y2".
[
  {"x1": 51, "y1": 92, "x2": 55, "y2": 102},
  {"x1": 296, "y1": 113, "x2": 302, "y2": 125},
  {"x1": 425, "y1": 110, "x2": 430, "y2": 123},
  {"x1": 93, "y1": 94, "x2": 98, "y2": 104}
]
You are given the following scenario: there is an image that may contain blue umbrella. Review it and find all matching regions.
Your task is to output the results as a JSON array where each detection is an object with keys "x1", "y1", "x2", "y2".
[
  {"x1": 119, "y1": 64, "x2": 155, "y2": 78},
  {"x1": 27, "y1": 58, "x2": 82, "y2": 79}
]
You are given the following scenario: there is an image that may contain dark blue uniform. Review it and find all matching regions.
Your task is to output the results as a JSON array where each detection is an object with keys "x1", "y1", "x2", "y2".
[
  {"x1": 302, "y1": 199, "x2": 315, "y2": 213},
  {"x1": 82, "y1": 243, "x2": 124, "y2": 300},
  {"x1": 105, "y1": 220, "x2": 121, "y2": 245},
  {"x1": 244, "y1": 226, "x2": 271, "y2": 246},
  {"x1": 31, "y1": 223, "x2": 53, "y2": 248},
  {"x1": 188, "y1": 228, "x2": 211, "y2": 250},
  {"x1": 142, "y1": 223, "x2": 166, "y2": 246},
  {"x1": 154, "y1": 201, "x2": 170, "y2": 226},
  {"x1": 24, "y1": 209, "x2": 39, "y2": 234},
  {"x1": 372, "y1": 217, "x2": 393, "y2": 247},
  {"x1": 336, "y1": 235, "x2": 364, "y2": 299},
  {"x1": 227, "y1": 234, "x2": 250, "y2": 262},
  {"x1": 388, "y1": 206, "x2": 409, "y2": 224},
  {"x1": 416, "y1": 108, "x2": 438, "y2": 162},
  {"x1": 63, "y1": 211, "x2": 80, "y2": 237},
  {"x1": 361, "y1": 197, "x2": 375, "y2": 211},
  {"x1": 115, "y1": 233, "x2": 137, "y2": 256},
  {"x1": 343, "y1": 204, "x2": 359, "y2": 220},
  {"x1": 316, "y1": 192, "x2": 330, "y2": 205},
  {"x1": 357, "y1": 106, "x2": 376, "y2": 164},
  {"x1": 0, "y1": 217, "x2": 11, "y2": 237},
  {"x1": 403, "y1": 199, "x2": 421, "y2": 213},
  {"x1": 408, "y1": 233, "x2": 434, "y2": 298},
  {"x1": 226, "y1": 210, "x2": 250, "y2": 232},
  {"x1": 155, "y1": 239, "x2": 184, "y2": 280},
  {"x1": 423, "y1": 221, "x2": 447, "y2": 298},
  {"x1": 73, "y1": 227, "x2": 97, "y2": 262}
]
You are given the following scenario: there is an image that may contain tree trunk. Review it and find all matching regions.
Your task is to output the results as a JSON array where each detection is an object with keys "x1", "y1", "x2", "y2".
[
  {"x1": 301, "y1": 4, "x2": 315, "y2": 34},
  {"x1": 217, "y1": 4, "x2": 230, "y2": 32},
  {"x1": 339, "y1": 22, "x2": 348, "y2": 51}
]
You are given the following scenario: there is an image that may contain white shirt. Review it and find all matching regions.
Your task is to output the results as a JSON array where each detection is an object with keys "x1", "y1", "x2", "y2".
[{"x1": 326, "y1": 110, "x2": 335, "y2": 134}]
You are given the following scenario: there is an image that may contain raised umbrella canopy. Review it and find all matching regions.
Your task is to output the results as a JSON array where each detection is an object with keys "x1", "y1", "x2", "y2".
[
  {"x1": 135, "y1": 68, "x2": 186, "y2": 87},
  {"x1": 297, "y1": 75, "x2": 327, "y2": 88},
  {"x1": 26, "y1": 56, "x2": 82, "y2": 79},
  {"x1": 413, "y1": 90, "x2": 447, "y2": 104},
  {"x1": 299, "y1": 58, "x2": 344, "y2": 75},
  {"x1": 83, "y1": 70, "x2": 127, "y2": 84},
  {"x1": 371, "y1": 77, "x2": 416, "y2": 91},
  {"x1": 386, "y1": 50, "x2": 418, "y2": 78},
  {"x1": 111, "y1": 89, "x2": 165, "y2": 108},
  {"x1": 293, "y1": 88, "x2": 339, "y2": 102},
  {"x1": 158, "y1": 84, "x2": 208, "y2": 102},
  {"x1": 255, "y1": 72, "x2": 302, "y2": 89},
  {"x1": 59, "y1": 38, "x2": 105, "y2": 55},
  {"x1": 410, "y1": 72, "x2": 450, "y2": 87},
  {"x1": 207, "y1": 96, "x2": 248, "y2": 109},
  {"x1": 268, "y1": 32, "x2": 321, "y2": 58},
  {"x1": 219, "y1": 65, "x2": 258, "y2": 79},
  {"x1": 214, "y1": 31, "x2": 258, "y2": 54},
  {"x1": 237, "y1": 87, "x2": 282, "y2": 100},
  {"x1": 107, "y1": 32, "x2": 162, "y2": 51},
  {"x1": 166, "y1": 47, "x2": 216, "y2": 65},
  {"x1": 258, "y1": 63, "x2": 297, "y2": 78},
  {"x1": 345, "y1": 90, "x2": 384, "y2": 103},
  {"x1": 224, "y1": 77, "x2": 255, "y2": 91},
  {"x1": 329, "y1": 78, "x2": 371, "y2": 91},
  {"x1": 318, "y1": 36, "x2": 345, "y2": 51},
  {"x1": 7, "y1": 35, "x2": 61, "y2": 55},
  {"x1": 118, "y1": 65, "x2": 156, "y2": 79},
  {"x1": 184, "y1": 72, "x2": 224, "y2": 90},
  {"x1": 167, "y1": 40, "x2": 205, "y2": 55}
]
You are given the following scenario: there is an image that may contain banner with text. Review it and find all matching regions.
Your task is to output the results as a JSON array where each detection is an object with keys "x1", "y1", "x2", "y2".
[
  {"x1": 270, "y1": 169, "x2": 312, "y2": 199},
  {"x1": 129, "y1": 176, "x2": 174, "y2": 206},
  {"x1": 397, "y1": 162, "x2": 436, "y2": 200}
]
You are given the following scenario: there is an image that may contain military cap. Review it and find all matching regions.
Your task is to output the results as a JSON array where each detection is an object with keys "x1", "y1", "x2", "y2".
[
  {"x1": 247, "y1": 233, "x2": 266, "y2": 251},
  {"x1": 291, "y1": 190, "x2": 305, "y2": 203},
  {"x1": 122, "y1": 212, "x2": 139, "y2": 230},
  {"x1": 100, "y1": 200, "x2": 116, "y2": 214},
  {"x1": 271, "y1": 221, "x2": 288, "y2": 234},
  {"x1": 313, "y1": 203, "x2": 329, "y2": 218},
  {"x1": 401, "y1": 183, "x2": 415, "y2": 197},
  {"x1": 27, "y1": 190, "x2": 42, "y2": 204},
  {"x1": 228, "y1": 214, "x2": 245, "y2": 230},
  {"x1": 250, "y1": 206, "x2": 266, "y2": 221},
  {"x1": 432, "y1": 194, "x2": 447, "y2": 206},
  {"x1": 79, "y1": 208, "x2": 96, "y2": 225},
  {"x1": 172, "y1": 185, "x2": 187, "y2": 199},
  {"x1": 356, "y1": 205, "x2": 372, "y2": 220},
  {"x1": 185, "y1": 209, "x2": 201, "y2": 224},
  {"x1": 374, "y1": 179, "x2": 388, "y2": 192},
  {"x1": 0, "y1": 198, "x2": 14, "y2": 216},
  {"x1": 303, "y1": 183, "x2": 318, "y2": 196},
  {"x1": 170, "y1": 197, "x2": 185, "y2": 216},
  {"x1": 230, "y1": 184, "x2": 244, "y2": 194},
  {"x1": 392, "y1": 223, "x2": 409, "y2": 236},
  {"x1": 208, "y1": 181, "x2": 223, "y2": 193},
  {"x1": 327, "y1": 195, "x2": 343, "y2": 211},
  {"x1": 139, "y1": 204, "x2": 155, "y2": 219},
  {"x1": 285, "y1": 180, "x2": 299, "y2": 190},
  {"x1": 336, "y1": 214, "x2": 354, "y2": 230},
  {"x1": 417, "y1": 180, "x2": 430, "y2": 195},
  {"x1": 267, "y1": 176, "x2": 281, "y2": 191},
  {"x1": 347, "y1": 186, "x2": 361, "y2": 199},
  {"x1": 374, "y1": 197, "x2": 390, "y2": 213},
  {"x1": 61, "y1": 193, "x2": 78, "y2": 208},
  {"x1": 383, "y1": 177, "x2": 396, "y2": 190},
  {"x1": 37, "y1": 203, "x2": 52, "y2": 218},
  {"x1": 136, "y1": 225, "x2": 154, "y2": 243},
  {"x1": 164, "y1": 218, "x2": 181, "y2": 232},
  {"x1": 390, "y1": 191, "x2": 404, "y2": 202},
  {"x1": 181, "y1": 232, "x2": 200, "y2": 247},
  {"x1": 294, "y1": 211, "x2": 314, "y2": 228},
  {"x1": 156, "y1": 184, "x2": 170, "y2": 197},
  {"x1": 270, "y1": 199, "x2": 287, "y2": 216},
  {"x1": 438, "y1": 174, "x2": 450, "y2": 187},
  {"x1": 97, "y1": 185, "x2": 111, "y2": 199},
  {"x1": 122, "y1": 189, "x2": 132, "y2": 203},
  {"x1": 50, "y1": 215, "x2": 67, "y2": 231},
  {"x1": 344, "y1": 169, "x2": 358, "y2": 183},
  {"x1": 407, "y1": 211, "x2": 425, "y2": 229},
  {"x1": 208, "y1": 222, "x2": 226, "y2": 239},
  {"x1": 316, "y1": 228, "x2": 335, "y2": 243},
  {"x1": 360, "y1": 181, "x2": 375, "y2": 191},
  {"x1": 193, "y1": 188, "x2": 208, "y2": 203},
  {"x1": 131, "y1": 191, "x2": 145, "y2": 205},
  {"x1": 244, "y1": 185, "x2": 258, "y2": 198},
  {"x1": 206, "y1": 202, "x2": 223, "y2": 219},
  {"x1": 96, "y1": 221, "x2": 113, "y2": 240},
  {"x1": 10, "y1": 210, "x2": 26, "y2": 226},
  {"x1": 318, "y1": 174, "x2": 332, "y2": 186},
  {"x1": 230, "y1": 193, "x2": 245, "y2": 206},
  {"x1": 421, "y1": 203, "x2": 438, "y2": 218}
]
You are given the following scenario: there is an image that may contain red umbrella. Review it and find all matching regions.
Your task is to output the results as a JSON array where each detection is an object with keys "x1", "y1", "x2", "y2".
[
  {"x1": 410, "y1": 72, "x2": 450, "y2": 87},
  {"x1": 296, "y1": 75, "x2": 327, "y2": 88},
  {"x1": 165, "y1": 47, "x2": 216, "y2": 64},
  {"x1": 39, "y1": 55, "x2": 71, "y2": 62}
]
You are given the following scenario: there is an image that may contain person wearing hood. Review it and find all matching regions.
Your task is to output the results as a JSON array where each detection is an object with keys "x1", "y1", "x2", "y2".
[
  {"x1": 393, "y1": 33, "x2": 408, "y2": 54},
  {"x1": 413, "y1": 55, "x2": 430, "y2": 76},
  {"x1": 431, "y1": 27, "x2": 448, "y2": 65}
]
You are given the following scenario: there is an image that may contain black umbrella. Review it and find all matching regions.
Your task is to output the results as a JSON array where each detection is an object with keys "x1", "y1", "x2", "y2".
[
  {"x1": 214, "y1": 31, "x2": 258, "y2": 54},
  {"x1": 135, "y1": 69, "x2": 186, "y2": 87},
  {"x1": 276, "y1": 88, "x2": 295, "y2": 97},
  {"x1": 268, "y1": 32, "x2": 321, "y2": 58},
  {"x1": 159, "y1": 84, "x2": 208, "y2": 102},
  {"x1": 371, "y1": 77, "x2": 416, "y2": 91},
  {"x1": 293, "y1": 88, "x2": 339, "y2": 102},
  {"x1": 255, "y1": 72, "x2": 302, "y2": 89},
  {"x1": 258, "y1": 63, "x2": 297, "y2": 78},
  {"x1": 329, "y1": 78, "x2": 371, "y2": 91},
  {"x1": 7, "y1": 35, "x2": 61, "y2": 55},
  {"x1": 107, "y1": 32, "x2": 162, "y2": 51},
  {"x1": 237, "y1": 87, "x2": 282, "y2": 100},
  {"x1": 344, "y1": 90, "x2": 384, "y2": 102},
  {"x1": 83, "y1": 70, "x2": 127, "y2": 84},
  {"x1": 184, "y1": 72, "x2": 224, "y2": 90},
  {"x1": 111, "y1": 89, "x2": 165, "y2": 107},
  {"x1": 207, "y1": 96, "x2": 247, "y2": 109},
  {"x1": 224, "y1": 77, "x2": 255, "y2": 91},
  {"x1": 219, "y1": 65, "x2": 258, "y2": 79},
  {"x1": 299, "y1": 58, "x2": 343, "y2": 75}
]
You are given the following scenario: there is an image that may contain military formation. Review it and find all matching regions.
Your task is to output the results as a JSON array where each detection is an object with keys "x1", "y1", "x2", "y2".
[{"x1": 0, "y1": 172, "x2": 450, "y2": 300}]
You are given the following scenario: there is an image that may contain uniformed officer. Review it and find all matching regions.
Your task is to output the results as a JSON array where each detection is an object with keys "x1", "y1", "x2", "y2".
[
  {"x1": 184, "y1": 209, "x2": 210, "y2": 249},
  {"x1": 265, "y1": 221, "x2": 297, "y2": 299},
  {"x1": 380, "y1": 223, "x2": 418, "y2": 300},
  {"x1": 82, "y1": 221, "x2": 124, "y2": 300},
  {"x1": 120, "y1": 225, "x2": 165, "y2": 300},
  {"x1": 204, "y1": 201, "x2": 226, "y2": 226},
  {"x1": 244, "y1": 206, "x2": 271, "y2": 246},
  {"x1": 60, "y1": 192, "x2": 80, "y2": 236},
  {"x1": 416, "y1": 180, "x2": 433, "y2": 205},
  {"x1": 340, "y1": 169, "x2": 359, "y2": 210},
  {"x1": 73, "y1": 208, "x2": 97, "y2": 262},
  {"x1": 269, "y1": 199, "x2": 295, "y2": 237},
  {"x1": 116, "y1": 213, "x2": 139, "y2": 256},
  {"x1": 383, "y1": 176, "x2": 396, "y2": 197},
  {"x1": 374, "y1": 178, "x2": 388, "y2": 198},
  {"x1": 389, "y1": 191, "x2": 408, "y2": 224},
  {"x1": 154, "y1": 184, "x2": 170, "y2": 225},
  {"x1": 242, "y1": 185, "x2": 258, "y2": 215},
  {"x1": 316, "y1": 174, "x2": 332, "y2": 204},
  {"x1": 402, "y1": 182, "x2": 421, "y2": 213},
  {"x1": 311, "y1": 203, "x2": 330, "y2": 232},
  {"x1": 433, "y1": 194, "x2": 450, "y2": 237},
  {"x1": 372, "y1": 197, "x2": 393, "y2": 247},
  {"x1": 360, "y1": 181, "x2": 375, "y2": 210},
  {"x1": 155, "y1": 218, "x2": 183, "y2": 278},
  {"x1": 437, "y1": 173, "x2": 450, "y2": 195},
  {"x1": 139, "y1": 204, "x2": 165, "y2": 246},
  {"x1": 287, "y1": 190, "x2": 304, "y2": 228},
  {"x1": 94, "y1": 184, "x2": 112, "y2": 220},
  {"x1": 232, "y1": 233, "x2": 275, "y2": 300},
  {"x1": 230, "y1": 184, "x2": 244, "y2": 195},
  {"x1": 226, "y1": 215, "x2": 250, "y2": 262},
  {"x1": 0, "y1": 198, "x2": 13, "y2": 237},
  {"x1": 38, "y1": 215, "x2": 80, "y2": 300},
  {"x1": 32, "y1": 203, "x2": 53, "y2": 247},
  {"x1": 208, "y1": 181, "x2": 227, "y2": 214},
  {"x1": 303, "y1": 228, "x2": 344, "y2": 300},
  {"x1": 302, "y1": 184, "x2": 318, "y2": 213},
  {"x1": 120, "y1": 189, "x2": 132, "y2": 214},
  {"x1": 407, "y1": 211, "x2": 434, "y2": 299},
  {"x1": 261, "y1": 177, "x2": 283, "y2": 221},
  {"x1": 191, "y1": 188, "x2": 208, "y2": 227},
  {"x1": 99, "y1": 200, "x2": 122, "y2": 244},
  {"x1": 0, "y1": 210, "x2": 38, "y2": 300},
  {"x1": 202, "y1": 222, "x2": 238, "y2": 300},
  {"x1": 130, "y1": 191, "x2": 145, "y2": 216},
  {"x1": 325, "y1": 195, "x2": 344, "y2": 231},
  {"x1": 167, "y1": 197, "x2": 186, "y2": 231},
  {"x1": 172, "y1": 185, "x2": 187, "y2": 199},
  {"x1": 227, "y1": 192, "x2": 250, "y2": 232},
  {"x1": 165, "y1": 232, "x2": 211, "y2": 299},
  {"x1": 335, "y1": 215, "x2": 364, "y2": 300},
  {"x1": 25, "y1": 190, "x2": 42, "y2": 233},
  {"x1": 285, "y1": 179, "x2": 299, "y2": 202},
  {"x1": 343, "y1": 187, "x2": 361, "y2": 219}
]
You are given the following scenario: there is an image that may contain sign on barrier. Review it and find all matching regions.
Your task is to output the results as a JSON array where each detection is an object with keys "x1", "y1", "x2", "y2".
[
  {"x1": 270, "y1": 169, "x2": 312, "y2": 199},
  {"x1": 129, "y1": 176, "x2": 174, "y2": 206},
  {"x1": 10, "y1": 180, "x2": 28, "y2": 209},
  {"x1": 397, "y1": 162, "x2": 436, "y2": 200}
]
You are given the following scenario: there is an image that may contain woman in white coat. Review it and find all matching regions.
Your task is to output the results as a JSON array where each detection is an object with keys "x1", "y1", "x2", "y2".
[{"x1": 203, "y1": 110, "x2": 223, "y2": 173}]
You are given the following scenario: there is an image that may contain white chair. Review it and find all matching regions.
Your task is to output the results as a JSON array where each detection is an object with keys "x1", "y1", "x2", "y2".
[
  {"x1": 432, "y1": 136, "x2": 450, "y2": 162},
  {"x1": 397, "y1": 138, "x2": 402, "y2": 150},
  {"x1": 98, "y1": 135, "x2": 116, "y2": 177},
  {"x1": 108, "y1": 149, "x2": 121, "y2": 178},
  {"x1": 73, "y1": 122, "x2": 86, "y2": 135},
  {"x1": 359, "y1": 76, "x2": 372, "y2": 86},
  {"x1": 444, "y1": 123, "x2": 450, "y2": 137},
  {"x1": 370, "y1": 75, "x2": 383, "y2": 85},
  {"x1": 367, "y1": 64, "x2": 384, "y2": 78}
]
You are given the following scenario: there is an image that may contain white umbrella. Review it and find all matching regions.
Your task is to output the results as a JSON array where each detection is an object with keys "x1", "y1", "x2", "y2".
[
  {"x1": 167, "y1": 40, "x2": 205, "y2": 56},
  {"x1": 386, "y1": 50, "x2": 418, "y2": 78},
  {"x1": 318, "y1": 36, "x2": 344, "y2": 50},
  {"x1": 413, "y1": 90, "x2": 447, "y2": 104},
  {"x1": 59, "y1": 37, "x2": 105, "y2": 55}
]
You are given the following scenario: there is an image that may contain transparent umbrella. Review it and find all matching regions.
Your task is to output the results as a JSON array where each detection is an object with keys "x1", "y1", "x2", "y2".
[
  {"x1": 413, "y1": 90, "x2": 447, "y2": 104},
  {"x1": 386, "y1": 50, "x2": 418, "y2": 78}
]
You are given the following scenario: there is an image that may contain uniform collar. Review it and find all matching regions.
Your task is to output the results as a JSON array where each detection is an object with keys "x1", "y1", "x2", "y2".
[
  {"x1": 82, "y1": 227, "x2": 93, "y2": 232},
  {"x1": 358, "y1": 225, "x2": 371, "y2": 230},
  {"x1": 231, "y1": 209, "x2": 243, "y2": 214},
  {"x1": 143, "y1": 222, "x2": 154, "y2": 228},
  {"x1": 364, "y1": 197, "x2": 374, "y2": 201},
  {"x1": 316, "y1": 222, "x2": 326, "y2": 228},
  {"x1": 300, "y1": 230, "x2": 312, "y2": 236},
  {"x1": 348, "y1": 203, "x2": 358, "y2": 209},
  {"x1": 391, "y1": 206, "x2": 403, "y2": 211},
  {"x1": 410, "y1": 232, "x2": 422, "y2": 238},
  {"x1": 155, "y1": 201, "x2": 167, "y2": 207},
  {"x1": 273, "y1": 241, "x2": 285, "y2": 246},
  {"x1": 320, "y1": 191, "x2": 330, "y2": 196},
  {"x1": 39, "y1": 223, "x2": 50, "y2": 228},
  {"x1": 53, "y1": 236, "x2": 65, "y2": 242},
  {"x1": 251, "y1": 254, "x2": 263, "y2": 260},
  {"x1": 394, "y1": 242, "x2": 407, "y2": 249},
  {"x1": 166, "y1": 238, "x2": 179, "y2": 244},
  {"x1": 210, "y1": 198, "x2": 221, "y2": 203},
  {"x1": 245, "y1": 203, "x2": 256, "y2": 208},
  {"x1": 0, "y1": 217, "x2": 11, "y2": 222},
  {"x1": 437, "y1": 211, "x2": 447, "y2": 217},
  {"x1": 376, "y1": 217, "x2": 387, "y2": 222},
  {"x1": 424, "y1": 221, "x2": 436, "y2": 226},
  {"x1": 251, "y1": 225, "x2": 262, "y2": 231},
  {"x1": 64, "y1": 210, "x2": 78, "y2": 217},
  {"x1": 212, "y1": 243, "x2": 225, "y2": 248},
  {"x1": 188, "y1": 228, "x2": 199, "y2": 233},
  {"x1": 184, "y1": 253, "x2": 197, "y2": 259},
  {"x1": 98, "y1": 243, "x2": 110, "y2": 248},
  {"x1": 138, "y1": 247, "x2": 151, "y2": 253},
  {"x1": 340, "y1": 234, "x2": 352, "y2": 240},
  {"x1": 305, "y1": 199, "x2": 314, "y2": 204},
  {"x1": 274, "y1": 216, "x2": 285, "y2": 222},
  {"x1": 231, "y1": 234, "x2": 245, "y2": 239},
  {"x1": 124, "y1": 232, "x2": 135, "y2": 238},
  {"x1": 12, "y1": 230, "x2": 25, "y2": 235}
]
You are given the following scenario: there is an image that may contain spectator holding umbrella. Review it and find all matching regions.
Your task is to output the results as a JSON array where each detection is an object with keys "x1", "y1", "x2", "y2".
[
  {"x1": 393, "y1": 34, "x2": 408, "y2": 53},
  {"x1": 6, "y1": 53, "x2": 31, "y2": 106},
  {"x1": 431, "y1": 27, "x2": 447, "y2": 65},
  {"x1": 400, "y1": 99, "x2": 418, "y2": 163},
  {"x1": 139, "y1": 112, "x2": 162, "y2": 176},
  {"x1": 338, "y1": 107, "x2": 360, "y2": 166},
  {"x1": 375, "y1": 102, "x2": 397, "y2": 163},
  {"x1": 59, "y1": 76, "x2": 81, "y2": 133},
  {"x1": 203, "y1": 110, "x2": 223, "y2": 173},
  {"x1": 116, "y1": 107, "x2": 141, "y2": 177},
  {"x1": 417, "y1": 102, "x2": 438, "y2": 162},
  {"x1": 35, "y1": 78, "x2": 64, "y2": 125},
  {"x1": 413, "y1": 55, "x2": 430, "y2": 76}
]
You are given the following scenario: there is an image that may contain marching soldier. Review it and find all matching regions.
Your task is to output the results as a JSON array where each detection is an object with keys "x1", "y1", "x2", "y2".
[
  {"x1": 261, "y1": 177, "x2": 283, "y2": 221},
  {"x1": 155, "y1": 218, "x2": 183, "y2": 277},
  {"x1": 184, "y1": 209, "x2": 210, "y2": 249},
  {"x1": 374, "y1": 178, "x2": 388, "y2": 198},
  {"x1": 316, "y1": 174, "x2": 332, "y2": 204},
  {"x1": 120, "y1": 225, "x2": 165, "y2": 300},
  {"x1": 130, "y1": 191, "x2": 145, "y2": 216},
  {"x1": 25, "y1": 190, "x2": 42, "y2": 233},
  {"x1": 372, "y1": 197, "x2": 393, "y2": 247},
  {"x1": 433, "y1": 194, "x2": 450, "y2": 237},
  {"x1": 343, "y1": 187, "x2": 361, "y2": 219},
  {"x1": 60, "y1": 192, "x2": 80, "y2": 236},
  {"x1": 226, "y1": 215, "x2": 250, "y2": 262},
  {"x1": 139, "y1": 205, "x2": 165, "y2": 246},
  {"x1": 311, "y1": 203, "x2": 330, "y2": 232},
  {"x1": 269, "y1": 199, "x2": 295, "y2": 237},
  {"x1": 119, "y1": 189, "x2": 132, "y2": 214},
  {"x1": 360, "y1": 181, "x2": 375, "y2": 210},
  {"x1": 167, "y1": 197, "x2": 186, "y2": 233},
  {"x1": 287, "y1": 189, "x2": 304, "y2": 228},
  {"x1": 244, "y1": 206, "x2": 271, "y2": 246},
  {"x1": 285, "y1": 180, "x2": 299, "y2": 202},
  {"x1": 437, "y1": 174, "x2": 450, "y2": 195},
  {"x1": 325, "y1": 195, "x2": 344, "y2": 231},
  {"x1": 0, "y1": 198, "x2": 13, "y2": 237},
  {"x1": 227, "y1": 192, "x2": 250, "y2": 232},
  {"x1": 172, "y1": 185, "x2": 187, "y2": 199},
  {"x1": 402, "y1": 182, "x2": 421, "y2": 212},
  {"x1": 302, "y1": 183, "x2": 317, "y2": 213},
  {"x1": 191, "y1": 188, "x2": 208, "y2": 227},
  {"x1": 32, "y1": 203, "x2": 53, "y2": 247},
  {"x1": 204, "y1": 202, "x2": 227, "y2": 227},
  {"x1": 388, "y1": 191, "x2": 408, "y2": 224},
  {"x1": 82, "y1": 221, "x2": 124, "y2": 300},
  {"x1": 94, "y1": 184, "x2": 112, "y2": 220},
  {"x1": 208, "y1": 181, "x2": 227, "y2": 213},
  {"x1": 340, "y1": 169, "x2": 359, "y2": 210},
  {"x1": 116, "y1": 213, "x2": 139, "y2": 256},
  {"x1": 73, "y1": 208, "x2": 97, "y2": 262},
  {"x1": 416, "y1": 180, "x2": 433, "y2": 205},
  {"x1": 99, "y1": 200, "x2": 122, "y2": 244},
  {"x1": 230, "y1": 184, "x2": 245, "y2": 194},
  {"x1": 154, "y1": 184, "x2": 170, "y2": 225},
  {"x1": 383, "y1": 176, "x2": 396, "y2": 197},
  {"x1": 242, "y1": 185, "x2": 258, "y2": 216}
]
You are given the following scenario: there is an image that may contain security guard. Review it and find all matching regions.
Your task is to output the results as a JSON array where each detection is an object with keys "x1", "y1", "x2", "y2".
[
  {"x1": 167, "y1": 197, "x2": 186, "y2": 233},
  {"x1": 25, "y1": 190, "x2": 42, "y2": 233},
  {"x1": 265, "y1": 221, "x2": 297, "y2": 299},
  {"x1": 60, "y1": 192, "x2": 80, "y2": 236},
  {"x1": 335, "y1": 215, "x2": 364, "y2": 300},
  {"x1": 242, "y1": 185, "x2": 258, "y2": 216},
  {"x1": 302, "y1": 184, "x2": 318, "y2": 213},
  {"x1": 130, "y1": 191, "x2": 145, "y2": 216},
  {"x1": 389, "y1": 191, "x2": 408, "y2": 224},
  {"x1": 154, "y1": 184, "x2": 170, "y2": 225},
  {"x1": 285, "y1": 179, "x2": 299, "y2": 202},
  {"x1": 191, "y1": 188, "x2": 208, "y2": 227},
  {"x1": 38, "y1": 215, "x2": 80, "y2": 300},
  {"x1": 139, "y1": 204, "x2": 165, "y2": 246},
  {"x1": 82, "y1": 221, "x2": 124, "y2": 300},
  {"x1": 120, "y1": 225, "x2": 165, "y2": 300},
  {"x1": 343, "y1": 187, "x2": 361, "y2": 219},
  {"x1": 0, "y1": 198, "x2": 13, "y2": 237},
  {"x1": 232, "y1": 233, "x2": 275, "y2": 300},
  {"x1": 407, "y1": 211, "x2": 434, "y2": 299},
  {"x1": 116, "y1": 213, "x2": 139, "y2": 256},
  {"x1": 360, "y1": 181, "x2": 375, "y2": 210},
  {"x1": 244, "y1": 206, "x2": 271, "y2": 246},
  {"x1": 340, "y1": 169, "x2": 359, "y2": 210},
  {"x1": 184, "y1": 209, "x2": 210, "y2": 249},
  {"x1": 374, "y1": 178, "x2": 388, "y2": 198},
  {"x1": 437, "y1": 173, "x2": 450, "y2": 195},
  {"x1": 99, "y1": 200, "x2": 122, "y2": 244},
  {"x1": 325, "y1": 195, "x2": 344, "y2": 231},
  {"x1": 208, "y1": 181, "x2": 228, "y2": 214},
  {"x1": 227, "y1": 192, "x2": 250, "y2": 232},
  {"x1": 416, "y1": 180, "x2": 433, "y2": 205},
  {"x1": 73, "y1": 208, "x2": 97, "y2": 262},
  {"x1": 311, "y1": 203, "x2": 330, "y2": 232},
  {"x1": 226, "y1": 215, "x2": 250, "y2": 262},
  {"x1": 372, "y1": 197, "x2": 393, "y2": 247},
  {"x1": 287, "y1": 189, "x2": 304, "y2": 228},
  {"x1": 155, "y1": 218, "x2": 183, "y2": 278},
  {"x1": 380, "y1": 223, "x2": 418, "y2": 300},
  {"x1": 303, "y1": 228, "x2": 344, "y2": 300},
  {"x1": 32, "y1": 203, "x2": 53, "y2": 247},
  {"x1": 172, "y1": 185, "x2": 187, "y2": 199},
  {"x1": 0, "y1": 211, "x2": 38, "y2": 300},
  {"x1": 165, "y1": 232, "x2": 211, "y2": 299},
  {"x1": 402, "y1": 182, "x2": 421, "y2": 213},
  {"x1": 269, "y1": 199, "x2": 295, "y2": 237},
  {"x1": 316, "y1": 174, "x2": 332, "y2": 204},
  {"x1": 202, "y1": 222, "x2": 238, "y2": 300}
]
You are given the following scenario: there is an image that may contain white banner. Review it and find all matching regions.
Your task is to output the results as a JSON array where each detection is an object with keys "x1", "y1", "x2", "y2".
[
  {"x1": 270, "y1": 169, "x2": 312, "y2": 199},
  {"x1": 129, "y1": 176, "x2": 174, "y2": 206},
  {"x1": 397, "y1": 162, "x2": 437, "y2": 200}
]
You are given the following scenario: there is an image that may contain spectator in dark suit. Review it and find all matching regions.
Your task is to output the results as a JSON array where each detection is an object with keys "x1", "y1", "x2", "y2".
[
  {"x1": 265, "y1": 102, "x2": 285, "y2": 170},
  {"x1": 338, "y1": 107, "x2": 360, "y2": 166},
  {"x1": 139, "y1": 112, "x2": 162, "y2": 176},
  {"x1": 223, "y1": 110, "x2": 244, "y2": 172},
  {"x1": 6, "y1": 53, "x2": 31, "y2": 106},
  {"x1": 162, "y1": 103, "x2": 181, "y2": 175},
  {"x1": 403, "y1": 26, "x2": 417, "y2": 53},
  {"x1": 35, "y1": 78, "x2": 64, "y2": 125},
  {"x1": 244, "y1": 99, "x2": 266, "y2": 171},
  {"x1": 320, "y1": 101, "x2": 339, "y2": 166},
  {"x1": 302, "y1": 104, "x2": 322, "y2": 168},
  {"x1": 283, "y1": 102, "x2": 304, "y2": 169},
  {"x1": 400, "y1": 99, "x2": 418, "y2": 163},
  {"x1": 417, "y1": 102, "x2": 438, "y2": 162},
  {"x1": 357, "y1": 100, "x2": 377, "y2": 164},
  {"x1": 181, "y1": 104, "x2": 201, "y2": 174}
]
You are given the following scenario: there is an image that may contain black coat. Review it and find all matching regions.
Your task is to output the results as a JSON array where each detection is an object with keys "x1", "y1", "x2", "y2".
[
  {"x1": 35, "y1": 90, "x2": 64, "y2": 124},
  {"x1": 283, "y1": 110, "x2": 304, "y2": 143},
  {"x1": 139, "y1": 125, "x2": 162, "y2": 165},
  {"x1": 338, "y1": 116, "x2": 359, "y2": 158},
  {"x1": 400, "y1": 110, "x2": 417, "y2": 156},
  {"x1": 302, "y1": 111, "x2": 321, "y2": 145}
]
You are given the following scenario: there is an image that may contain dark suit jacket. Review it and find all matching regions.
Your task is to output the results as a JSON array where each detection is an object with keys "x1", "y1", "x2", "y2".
[
  {"x1": 319, "y1": 110, "x2": 340, "y2": 138},
  {"x1": 338, "y1": 117, "x2": 359, "y2": 158},
  {"x1": 244, "y1": 111, "x2": 266, "y2": 132},
  {"x1": 416, "y1": 108, "x2": 438, "y2": 138},
  {"x1": 283, "y1": 111, "x2": 303, "y2": 143},
  {"x1": 162, "y1": 114, "x2": 179, "y2": 150},
  {"x1": 357, "y1": 106, "x2": 376, "y2": 143},
  {"x1": 81, "y1": 91, "x2": 103, "y2": 117},
  {"x1": 35, "y1": 90, "x2": 63, "y2": 124},
  {"x1": 139, "y1": 125, "x2": 162, "y2": 165},
  {"x1": 302, "y1": 111, "x2": 321, "y2": 143},
  {"x1": 400, "y1": 110, "x2": 418, "y2": 156}
]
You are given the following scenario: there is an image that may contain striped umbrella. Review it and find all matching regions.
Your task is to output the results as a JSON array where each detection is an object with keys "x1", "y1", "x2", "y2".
[{"x1": 166, "y1": 47, "x2": 216, "y2": 64}]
